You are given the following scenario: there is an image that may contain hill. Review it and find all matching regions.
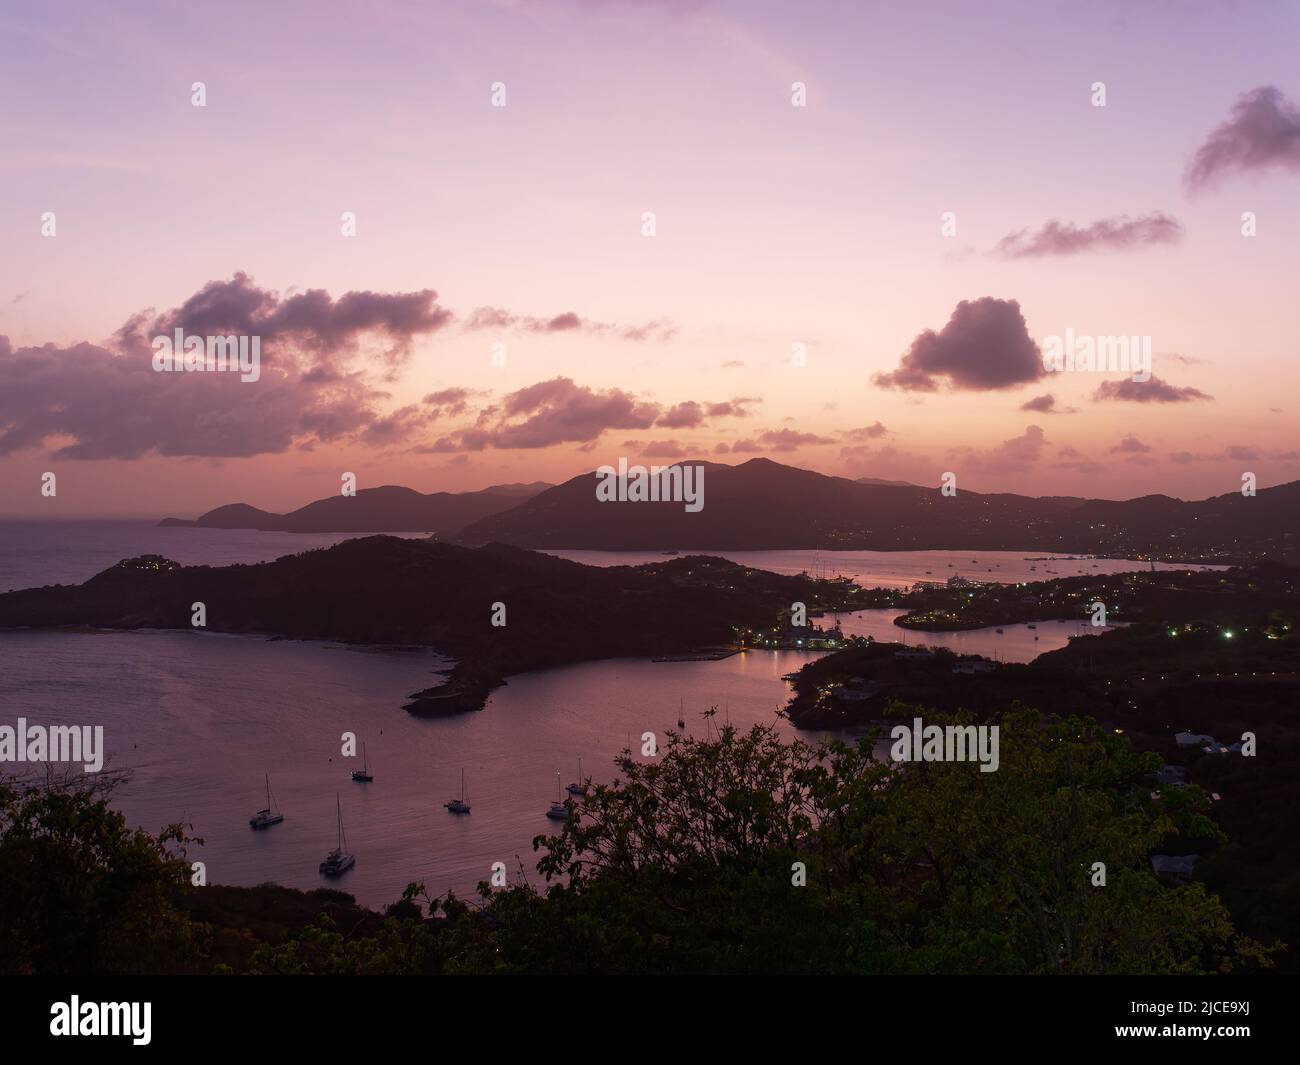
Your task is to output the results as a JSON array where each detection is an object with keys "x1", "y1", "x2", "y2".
[
  {"x1": 453, "y1": 457, "x2": 1300, "y2": 560},
  {"x1": 158, "y1": 482, "x2": 551, "y2": 534}
]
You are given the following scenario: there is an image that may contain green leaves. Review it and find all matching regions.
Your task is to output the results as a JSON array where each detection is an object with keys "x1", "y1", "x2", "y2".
[{"x1": 442, "y1": 706, "x2": 1277, "y2": 974}]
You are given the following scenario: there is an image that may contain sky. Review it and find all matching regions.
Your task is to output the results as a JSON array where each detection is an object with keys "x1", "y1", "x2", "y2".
[{"x1": 2, "y1": 0, "x2": 1299, "y2": 517}]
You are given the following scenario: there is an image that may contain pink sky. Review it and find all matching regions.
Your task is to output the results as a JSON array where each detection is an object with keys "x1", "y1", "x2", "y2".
[{"x1": 2, "y1": 0, "x2": 1299, "y2": 517}]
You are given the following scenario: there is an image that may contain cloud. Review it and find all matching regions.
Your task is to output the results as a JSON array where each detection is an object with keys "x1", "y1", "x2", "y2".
[
  {"x1": 873, "y1": 298, "x2": 1043, "y2": 392},
  {"x1": 462, "y1": 306, "x2": 677, "y2": 342},
  {"x1": 1171, "y1": 446, "x2": 1298, "y2": 465},
  {"x1": 1092, "y1": 375, "x2": 1213, "y2": 403},
  {"x1": 842, "y1": 422, "x2": 889, "y2": 441},
  {"x1": 1021, "y1": 393, "x2": 1058, "y2": 413},
  {"x1": 422, "y1": 387, "x2": 474, "y2": 416},
  {"x1": 629, "y1": 439, "x2": 689, "y2": 458},
  {"x1": 455, "y1": 377, "x2": 659, "y2": 449},
  {"x1": 705, "y1": 397, "x2": 759, "y2": 418},
  {"x1": 359, "y1": 404, "x2": 432, "y2": 447},
  {"x1": 953, "y1": 425, "x2": 1047, "y2": 474},
  {"x1": 993, "y1": 213, "x2": 1183, "y2": 258},
  {"x1": 0, "y1": 274, "x2": 454, "y2": 459},
  {"x1": 720, "y1": 359, "x2": 745, "y2": 369},
  {"x1": 1186, "y1": 86, "x2": 1300, "y2": 191},
  {"x1": 117, "y1": 272, "x2": 451, "y2": 366},
  {"x1": 757, "y1": 428, "x2": 835, "y2": 452},
  {"x1": 656, "y1": 401, "x2": 706, "y2": 429},
  {"x1": 1050, "y1": 459, "x2": 1106, "y2": 475},
  {"x1": 619, "y1": 318, "x2": 678, "y2": 342},
  {"x1": 1110, "y1": 435, "x2": 1153, "y2": 455}
]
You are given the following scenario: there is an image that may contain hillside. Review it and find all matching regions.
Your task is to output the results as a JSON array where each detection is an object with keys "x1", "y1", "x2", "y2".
[
  {"x1": 158, "y1": 482, "x2": 552, "y2": 534},
  {"x1": 453, "y1": 458, "x2": 1300, "y2": 560}
]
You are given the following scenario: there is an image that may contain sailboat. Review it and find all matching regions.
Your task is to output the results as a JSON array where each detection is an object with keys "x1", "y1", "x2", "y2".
[
  {"x1": 546, "y1": 772, "x2": 569, "y2": 820},
  {"x1": 677, "y1": 697, "x2": 685, "y2": 730},
  {"x1": 351, "y1": 741, "x2": 373, "y2": 782},
  {"x1": 249, "y1": 773, "x2": 283, "y2": 829},
  {"x1": 444, "y1": 768, "x2": 471, "y2": 814},
  {"x1": 566, "y1": 757, "x2": 588, "y2": 797},
  {"x1": 319, "y1": 793, "x2": 355, "y2": 876}
]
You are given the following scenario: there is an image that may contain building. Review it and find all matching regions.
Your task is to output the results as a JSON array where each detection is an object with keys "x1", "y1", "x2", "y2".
[
  {"x1": 951, "y1": 660, "x2": 995, "y2": 674},
  {"x1": 1150, "y1": 854, "x2": 1198, "y2": 884}
]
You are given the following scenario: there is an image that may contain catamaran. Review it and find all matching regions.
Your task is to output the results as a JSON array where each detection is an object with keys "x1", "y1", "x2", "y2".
[
  {"x1": 351, "y1": 741, "x2": 374, "y2": 782},
  {"x1": 566, "y1": 757, "x2": 588, "y2": 797},
  {"x1": 249, "y1": 773, "x2": 283, "y2": 829},
  {"x1": 546, "y1": 772, "x2": 569, "y2": 820},
  {"x1": 445, "y1": 768, "x2": 471, "y2": 814},
  {"x1": 320, "y1": 792, "x2": 356, "y2": 876}
]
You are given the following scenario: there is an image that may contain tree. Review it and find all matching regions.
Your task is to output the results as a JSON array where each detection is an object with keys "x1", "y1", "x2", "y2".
[{"x1": 0, "y1": 770, "x2": 206, "y2": 974}]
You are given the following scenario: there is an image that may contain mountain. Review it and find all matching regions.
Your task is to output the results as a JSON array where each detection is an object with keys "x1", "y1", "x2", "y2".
[
  {"x1": 158, "y1": 482, "x2": 552, "y2": 534},
  {"x1": 857, "y1": 476, "x2": 918, "y2": 488},
  {"x1": 453, "y1": 457, "x2": 1300, "y2": 559},
  {"x1": 0, "y1": 536, "x2": 870, "y2": 714}
]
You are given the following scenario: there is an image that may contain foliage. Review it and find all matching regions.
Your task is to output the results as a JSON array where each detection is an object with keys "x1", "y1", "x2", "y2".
[{"x1": 0, "y1": 770, "x2": 206, "y2": 974}]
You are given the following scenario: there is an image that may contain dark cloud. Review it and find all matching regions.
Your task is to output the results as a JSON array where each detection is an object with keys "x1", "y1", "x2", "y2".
[
  {"x1": 541, "y1": 312, "x2": 582, "y2": 332},
  {"x1": 422, "y1": 387, "x2": 474, "y2": 415},
  {"x1": 458, "y1": 377, "x2": 659, "y2": 449},
  {"x1": 0, "y1": 273, "x2": 454, "y2": 459},
  {"x1": 1021, "y1": 393, "x2": 1078, "y2": 415},
  {"x1": 874, "y1": 298, "x2": 1044, "y2": 392},
  {"x1": 657, "y1": 401, "x2": 705, "y2": 429},
  {"x1": 994, "y1": 213, "x2": 1182, "y2": 259},
  {"x1": 0, "y1": 335, "x2": 383, "y2": 459},
  {"x1": 705, "y1": 397, "x2": 759, "y2": 418},
  {"x1": 359, "y1": 404, "x2": 432, "y2": 447},
  {"x1": 117, "y1": 272, "x2": 451, "y2": 366},
  {"x1": 1186, "y1": 86, "x2": 1300, "y2": 191},
  {"x1": 1092, "y1": 376, "x2": 1213, "y2": 403},
  {"x1": 654, "y1": 397, "x2": 757, "y2": 429}
]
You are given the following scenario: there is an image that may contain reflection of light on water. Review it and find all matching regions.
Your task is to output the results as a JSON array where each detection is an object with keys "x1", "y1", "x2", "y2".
[
  {"x1": 834, "y1": 610, "x2": 1125, "y2": 664},
  {"x1": 0, "y1": 613, "x2": 1127, "y2": 908}
]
